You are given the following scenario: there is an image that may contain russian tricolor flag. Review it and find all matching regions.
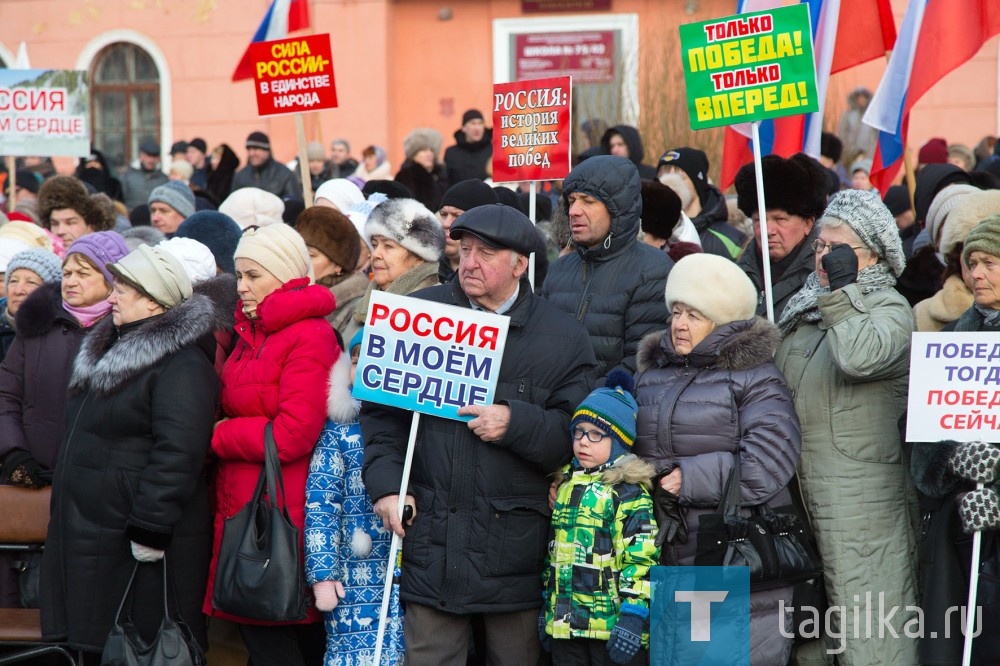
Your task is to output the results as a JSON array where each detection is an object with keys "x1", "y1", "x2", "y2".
[
  {"x1": 232, "y1": 0, "x2": 311, "y2": 82},
  {"x1": 718, "y1": 0, "x2": 895, "y2": 189},
  {"x1": 864, "y1": 0, "x2": 1000, "y2": 193}
]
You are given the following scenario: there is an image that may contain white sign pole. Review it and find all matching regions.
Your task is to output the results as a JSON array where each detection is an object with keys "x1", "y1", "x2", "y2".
[
  {"x1": 750, "y1": 120, "x2": 776, "y2": 323},
  {"x1": 374, "y1": 411, "x2": 421, "y2": 665},
  {"x1": 528, "y1": 180, "x2": 537, "y2": 291},
  {"x1": 962, "y1": 486, "x2": 983, "y2": 666}
]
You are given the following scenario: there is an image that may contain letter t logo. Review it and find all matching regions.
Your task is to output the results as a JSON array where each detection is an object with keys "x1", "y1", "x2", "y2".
[{"x1": 674, "y1": 590, "x2": 729, "y2": 641}]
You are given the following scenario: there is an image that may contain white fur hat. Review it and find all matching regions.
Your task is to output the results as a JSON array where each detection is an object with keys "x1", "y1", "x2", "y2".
[
  {"x1": 364, "y1": 198, "x2": 444, "y2": 263},
  {"x1": 664, "y1": 253, "x2": 758, "y2": 325},
  {"x1": 940, "y1": 189, "x2": 1000, "y2": 256},
  {"x1": 403, "y1": 128, "x2": 443, "y2": 161},
  {"x1": 158, "y1": 237, "x2": 217, "y2": 283},
  {"x1": 219, "y1": 187, "x2": 284, "y2": 229}
]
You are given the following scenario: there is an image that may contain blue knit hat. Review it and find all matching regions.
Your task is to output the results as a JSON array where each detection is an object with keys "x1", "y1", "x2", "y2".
[
  {"x1": 5, "y1": 249, "x2": 62, "y2": 291},
  {"x1": 175, "y1": 211, "x2": 242, "y2": 274},
  {"x1": 571, "y1": 370, "x2": 638, "y2": 462}
]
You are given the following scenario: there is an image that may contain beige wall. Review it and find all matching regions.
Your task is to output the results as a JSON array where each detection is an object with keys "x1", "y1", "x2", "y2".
[{"x1": 0, "y1": 0, "x2": 997, "y2": 186}]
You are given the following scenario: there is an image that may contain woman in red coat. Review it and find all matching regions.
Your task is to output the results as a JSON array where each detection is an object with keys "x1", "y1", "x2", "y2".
[{"x1": 203, "y1": 223, "x2": 339, "y2": 665}]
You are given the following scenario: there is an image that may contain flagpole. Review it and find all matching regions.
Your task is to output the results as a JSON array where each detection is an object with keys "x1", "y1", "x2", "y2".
[{"x1": 751, "y1": 121, "x2": 775, "y2": 323}]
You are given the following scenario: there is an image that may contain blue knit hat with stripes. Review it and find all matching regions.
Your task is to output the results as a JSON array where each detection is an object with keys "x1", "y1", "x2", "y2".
[{"x1": 571, "y1": 370, "x2": 638, "y2": 461}]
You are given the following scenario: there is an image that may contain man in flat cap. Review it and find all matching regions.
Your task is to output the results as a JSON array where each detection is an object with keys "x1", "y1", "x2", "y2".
[{"x1": 362, "y1": 204, "x2": 597, "y2": 665}]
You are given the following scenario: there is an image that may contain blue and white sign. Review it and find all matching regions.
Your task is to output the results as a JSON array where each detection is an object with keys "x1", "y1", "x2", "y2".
[
  {"x1": 0, "y1": 69, "x2": 90, "y2": 157},
  {"x1": 352, "y1": 291, "x2": 510, "y2": 421},
  {"x1": 651, "y1": 566, "x2": 751, "y2": 665}
]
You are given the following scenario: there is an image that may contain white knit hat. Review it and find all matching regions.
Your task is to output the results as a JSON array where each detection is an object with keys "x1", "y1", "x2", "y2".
[
  {"x1": 315, "y1": 179, "x2": 364, "y2": 213},
  {"x1": 219, "y1": 187, "x2": 284, "y2": 229},
  {"x1": 158, "y1": 237, "x2": 217, "y2": 283},
  {"x1": 234, "y1": 223, "x2": 314, "y2": 284},
  {"x1": 664, "y1": 253, "x2": 757, "y2": 325},
  {"x1": 926, "y1": 184, "x2": 980, "y2": 249},
  {"x1": 364, "y1": 198, "x2": 444, "y2": 263},
  {"x1": 823, "y1": 189, "x2": 906, "y2": 277}
]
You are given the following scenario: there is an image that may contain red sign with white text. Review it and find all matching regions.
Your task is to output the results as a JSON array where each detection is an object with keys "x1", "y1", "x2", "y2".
[
  {"x1": 250, "y1": 34, "x2": 338, "y2": 116},
  {"x1": 492, "y1": 76, "x2": 571, "y2": 183},
  {"x1": 515, "y1": 32, "x2": 614, "y2": 84}
]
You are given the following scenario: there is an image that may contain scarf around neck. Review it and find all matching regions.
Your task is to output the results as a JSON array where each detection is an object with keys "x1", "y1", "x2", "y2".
[
  {"x1": 352, "y1": 261, "x2": 439, "y2": 324},
  {"x1": 63, "y1": 299, "x2": 112, "y2": 328},
  {"x1": 974, "y1": 304, "x2": 1000, "y2": 329},
  {"x1": 778, "y1": 261, "x2": 897, "y2": 335}
]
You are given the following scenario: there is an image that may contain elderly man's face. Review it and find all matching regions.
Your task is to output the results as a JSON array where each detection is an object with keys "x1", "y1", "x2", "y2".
[
  {"x1": 330, "y1": 143, "x2": 350, "y2": 165},
  {"x1": 458, "y1": 236, "x2": 526, "y2": 310},
  {"x1": 138, "y1": 151, "x2": 158, "y2": 171}
]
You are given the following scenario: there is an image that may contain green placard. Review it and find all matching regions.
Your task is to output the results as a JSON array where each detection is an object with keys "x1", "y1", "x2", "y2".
[{"x1": 679, "y1": 4, "x2": 819, "y2": 130}]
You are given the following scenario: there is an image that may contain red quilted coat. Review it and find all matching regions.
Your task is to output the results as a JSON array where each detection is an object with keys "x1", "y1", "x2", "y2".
[{"x1": 203, "y1": 278, "x2": 338, "y2": 624}]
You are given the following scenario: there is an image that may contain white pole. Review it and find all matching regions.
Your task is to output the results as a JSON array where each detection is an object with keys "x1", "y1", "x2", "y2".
[
  {"x1": 750, "y1": 121, "x2": 776, "y2": 323},
  {"x1": 528, "y1": 181, "x2": 537, "y2": 291},
  {"x1": 962, "y1": 482, "x2": 984, "y2": 666},
  {"x1": 373, "y1": 411, "x2": 421, "y2": 665}
]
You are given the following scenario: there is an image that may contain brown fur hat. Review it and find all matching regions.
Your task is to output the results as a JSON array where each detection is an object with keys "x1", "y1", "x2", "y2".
[
  {"x1": 295, "y1": 206, "x2": 362, "y2": 273},
  {"x1": 735, "y1": 153, "x2": 828, "y2": 220},
  {"x1": 38, "y1": 176, "x2": 117, "y2": 232}
]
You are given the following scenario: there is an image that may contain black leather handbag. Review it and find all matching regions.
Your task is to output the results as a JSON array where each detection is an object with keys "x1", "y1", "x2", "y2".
[
  {"x1": 211, "y1": 422, "x2": 307, "y2": 621},
  {"x1": 101, "y1": 556, "x2": 205, "y2": 666},
  {"x1": 695, "y1": 456, "x2": 822, "y2": 590}
]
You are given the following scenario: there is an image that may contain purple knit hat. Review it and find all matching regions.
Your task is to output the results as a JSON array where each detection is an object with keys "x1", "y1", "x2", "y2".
[{"x1": 64, "y1": 231, "x2": 130, "y2": 286}]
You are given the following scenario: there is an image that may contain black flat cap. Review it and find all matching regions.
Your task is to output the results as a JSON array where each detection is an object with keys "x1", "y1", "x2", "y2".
[{"x1": 450, "y1": 203, "x2": 537, "y2": 256}]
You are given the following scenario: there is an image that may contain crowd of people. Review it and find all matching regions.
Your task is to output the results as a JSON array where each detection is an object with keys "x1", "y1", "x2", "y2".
[{"x1": 2, "y1": 103, "x2": 1000, "y2": 666}]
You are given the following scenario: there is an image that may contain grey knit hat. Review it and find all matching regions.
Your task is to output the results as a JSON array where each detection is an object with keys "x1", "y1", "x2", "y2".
[
  {"x1": 364, "y1": 198, "x2": 444, "y2": 262},
  {"x1": 926, "y1": 184, "x2": 980, "y2": 249},
  {"x1": 5, "y1": 248, "x2": 61, "y2": 291},
  {"x1": 148, "y1": 181, "x2": 196, "y2": 219},
  {"x1": 962, "y1": 215, "x2": 1000, "y2": 268},
  {"x1": 822, "y1": 189, "x2": 906, "y2": 277}
]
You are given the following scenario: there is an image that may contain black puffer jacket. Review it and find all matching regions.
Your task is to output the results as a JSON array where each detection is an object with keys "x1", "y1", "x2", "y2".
[
  {"x1": 600, "y1": 125, "x2": 657, "y2": 179},
  {"x1": 692, "y1": 185, "x2": 747, "y2": 260},
  {"x1": 40, "y1": 295, "x2": 219, "y2": 653},
  {"x1": 633, "y1": 317, "x2": 801, "y2": 665},
  {"x1": 361, "y1": 278, "x2": 597, "y2": 614},
  {"x1": 394, "y1": 160, "x2": 450, "y2": 212},
  {"x1": 444, "y1": 127, "x2": 493, "y2": 183},
  {"x1": 541, "y1": 155, "x2": 673, "y2": 377},
  {"x1": 737, "y1": 224, "x2": 819, "y2": 320}
]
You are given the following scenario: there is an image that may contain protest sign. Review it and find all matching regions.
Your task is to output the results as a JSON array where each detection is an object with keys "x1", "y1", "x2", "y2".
[
  {"x1": 906, "y1": 332, "x2": 1000, "y2": 442},
  {"x1": 250, "y1": 33, "x2": 338, "y2": 116},
  {"x1": 0, "y1": 69, "x2": 89, "y2": 157},
  {"x1": 352, "y1": 291, "x2": 510, "y2": 421},
  {"x1": 679, "y1": 4, "x2": 818, "y2": 130},
  {"x1": 492, "y1": 76, "x2": 571, "y2": 183}
]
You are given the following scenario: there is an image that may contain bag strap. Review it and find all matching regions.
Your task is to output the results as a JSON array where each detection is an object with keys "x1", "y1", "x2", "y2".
[
  {"x1": 263, "y1": 422, "x2": 289, "y2": 511},
  {"x1": 112, "y1": 561, "x2": 140, "y2": 626},
  {"x1": 718, "y1": 456, "x2": 742, "y2": 516}
]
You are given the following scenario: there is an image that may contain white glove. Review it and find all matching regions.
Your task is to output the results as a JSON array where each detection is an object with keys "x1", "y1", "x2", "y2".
[
  {"x1": 130, "y1": 541, "x2": 165, "y2": 562},
  {"x1": 313, "y1": 580, "x2": 346, "y2": 612}
]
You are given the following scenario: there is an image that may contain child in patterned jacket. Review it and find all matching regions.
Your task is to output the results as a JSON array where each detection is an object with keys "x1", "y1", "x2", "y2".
[
  {"x1": 540, "y1": 370, "x2": 659, "y2": 666},
  {"x1": 305, "y1": 329, "x2": 404, "y2": 665}
]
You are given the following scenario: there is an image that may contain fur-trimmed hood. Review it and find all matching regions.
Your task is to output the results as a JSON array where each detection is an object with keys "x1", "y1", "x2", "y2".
[
  {"x1": 69, "y1": 293, "x2": 215, "y2": 396},
  {"x1": 326, "y1": 350, "x2": 360, "y2": 423},
  {"x1": 15, "y1": 281, "x2": 78, "y2": 338},
  {"x1": 636, "y1": 316, "x2": 780, "y2": 373},
  {"x1": 554, "y1": 454, "x2": 656, "y2": 490}
]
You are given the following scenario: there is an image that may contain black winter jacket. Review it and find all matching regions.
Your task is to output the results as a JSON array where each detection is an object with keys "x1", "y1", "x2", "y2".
[
  {"x1": 600, "y1": 125, "x2": 657, "y2": 179},
  {"x1": 231, "y1": 157, "x2": 300, "y2": 199},
  {"x1": 394, "y1": 160, "x2": 450, "y2": 212},
  {"x1": 40, "y1": 295, "x2": 219, "y2": 653},
  {"x1": 361, "y1": 278, "x2": 597, "y2": 614},
  {"x1": 444, "y1": 127, "x2": 493, "y2": 183},
  {"x1": 541, "y1": 156, "x2": 673, "y2": 377}
]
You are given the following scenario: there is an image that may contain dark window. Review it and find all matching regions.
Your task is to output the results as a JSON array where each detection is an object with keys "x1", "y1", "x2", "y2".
[{"x1": 91, "y1": 43, "x2": 160, "y2": 172}]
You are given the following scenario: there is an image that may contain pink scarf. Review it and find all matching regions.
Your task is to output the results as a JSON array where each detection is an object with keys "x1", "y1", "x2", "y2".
[{"x1": 63, "y1": 300, "x2": 112, "y2": 328}]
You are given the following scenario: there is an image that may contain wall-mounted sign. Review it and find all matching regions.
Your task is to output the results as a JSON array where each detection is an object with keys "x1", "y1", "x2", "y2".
[
  {"x1": 522, "y1": 0, "x2": 611, "y2": 12},
  {"x1": 515, "y1": 32, "x2": 614, "y2": 84}
]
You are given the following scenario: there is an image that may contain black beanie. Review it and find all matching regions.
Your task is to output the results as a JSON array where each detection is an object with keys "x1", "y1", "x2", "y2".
[
  {"x1": 189, "y1": 138, "x2": 207, "y2": 154},
  {"x1": 640, "y1": 179, "x2": 682, "y2": 240},
  {"x1": 883, "y1": 185, "x2": 912, "y2": 217},
  {"x1": 462, "y1": 109, "x2": 484, "y2": 125},
  {"x1": 363, "y1": 179, "x2": 413, "y2": 200},
  {"x1": 246, "y1": 131, "x2": 270, "y2": 151},
  {"x1": 658, "y1": 147, "x2": 710, "y2": 202},
  {"x1": 493, "y1": 186, "x2": 526, "y2": 214},
  {"x1": 440, "y1": 179, "x2": 499, "y2": 212}
]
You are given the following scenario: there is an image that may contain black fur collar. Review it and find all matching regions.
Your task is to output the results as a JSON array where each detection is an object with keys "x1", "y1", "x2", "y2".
[
  {"x1": 636, "y1": 317, "x2": 780, "y2": 373},
  {"x1": 69, "y1": 294, "x2": 215, "y2": 396},
  {"x1": 193, "y1": 272, "x2": 238, "y2": 332},
  {"x1": 15, "y1": 282, "x2": 78, "y2": 338}
]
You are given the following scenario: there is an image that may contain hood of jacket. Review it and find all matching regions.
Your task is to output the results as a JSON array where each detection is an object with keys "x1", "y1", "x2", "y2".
[
  {"x1": 193, "y1": 272, "x2": 238, "y2": 332},
  {"x1": 326, "y1": 349, "x2": 360, "y2": 423},
  {"x1": 562, "y1": 155, "x2": 641, "y2": 260},
  {"x1": 600, "y1": 125, "x2": 646, "y2": 166},
  {"x1": 68, "y1": 293, "x2": 215, "y2": 396},
  {"x1": 237, "y1": 278, "x2": 336, "y2": 334},
  {"x1": 691, "y1": 184, "x2": 730, "y2": 230},
  {"x1": 15, "y1": 281, "x2": 78, "y2": 339},
  {"x1": 553, "y1": 454, "x2": 656, "y2": 489},
  {"x1": 636, "y1": 316, "x2": 780, "y2": 373},
  {"x1": 451, "y1": 127, "x2": 494, "y2": 152}
]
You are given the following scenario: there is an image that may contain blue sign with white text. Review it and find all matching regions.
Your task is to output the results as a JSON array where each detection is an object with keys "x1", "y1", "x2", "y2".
[{"x1": 651, "y1": 566, "x2": 750, "y2": 665}]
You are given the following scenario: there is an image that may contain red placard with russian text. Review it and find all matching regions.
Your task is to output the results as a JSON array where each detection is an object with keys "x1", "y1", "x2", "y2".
[
  {"x1": 491, "y1": 76, "x2": 571, "y2": 183},
  {"x1": 250, "y1": 34, "x2": 338, "y2": 116}
]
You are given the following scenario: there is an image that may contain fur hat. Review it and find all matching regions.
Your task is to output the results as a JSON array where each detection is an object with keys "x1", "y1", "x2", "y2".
[
  {"x1": 0, "y1": 221, "x2": 53, "y2": 251},
  {"x1": 963, "y1": 215, "x2": 1000, "y2": 267},
  {"x1": 664, "y1": 253, "x2": 758, "y2": 325},
  {"x1": 440, "y1": 179, "x2": 499, "y2": 212},
  {"x1": 5, "y1": 248, "x2": 62, "y2": 291},
  {"x1": 658, "y1": 147, "x2": 710, "y2": 201},
  {"x1": 735, "y1": 153, "x2": 827, "y2": 220},
  {"x1": 640, "y1": 179, "x2": 682, "y2": 240},
  {"x1": 219, "y1": 187, "x2": 284, "y2": 229},
  {"x1": 364, "y1": 198, "x2": 444, "y2": 262},
  {"x1": 64, "y1": 231, "x2": 130, "y2": 286},
  {"x1": 314, "y1": 179, "x2": 364, "y2": 213},
  {"x1": 306, "y1": 141, "x2": 326, "y2": 162},
  {"x1": 148, "y1": 181, "x2": 196, "y2": 219},
  {"x1": 823, "y1": 189, "x2": 906, "y2": 277},
  {"x1": 174, "y1": 211, "x2": 242, "y2": 274},
  {"x1": 941, "y1": 190, "x2": 1000, "y2": 256},
  {"x1": 572, "y1": 370, "x2": 638, "y2": 461},
  {"x1": 157, "y1": 237, "x2": 217, "y2": 283},
  {"x1": 295, "y1": 206, "x2": 362, "y2": 273},
  {"x1": 926, "y1": 184, "x2": 981, "y2": 249},
  {"x1": 110, "y1": 244, "x2": 193, "y2": 309},
  {"x1": 403, "y1": 128, "x2": 443, "y2": 161},
  {"x1": 38, "y1": 176, "x2": 86, "y2": 228},
  {"x1": 120, "y1": 226, "x2": 166, "y2": 251},
  {"x1": 919, "y1": 138, "x2": 949, "y2": 165},
  {"x1": 0, "y1": 239, "x2": 31, "y2": 272},
  {"x1": 820, "y1": 132, "x2": 843, "y2": 163},
  {"x1": 235, "y1": 223, "x2": 313, "y2": 284}
]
